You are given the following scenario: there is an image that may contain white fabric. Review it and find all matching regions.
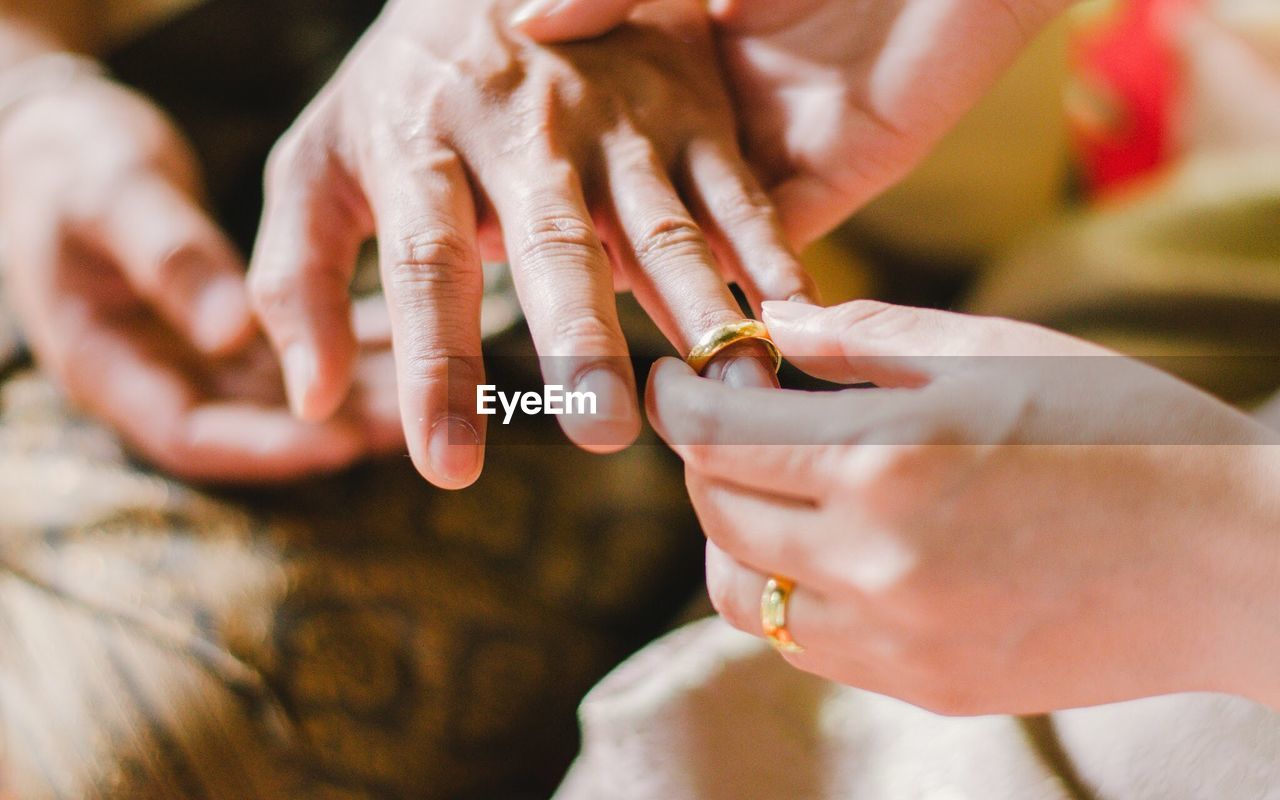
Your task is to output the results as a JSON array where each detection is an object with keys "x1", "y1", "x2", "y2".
[{"x1": 557, "y1": 617, "x2": 1280, "y2": 800}]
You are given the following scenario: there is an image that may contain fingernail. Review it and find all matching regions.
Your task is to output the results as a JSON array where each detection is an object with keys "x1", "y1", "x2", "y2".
[
  {"x1": 428, "y1": 416, "x2": 481, "y2": 484},
  {"x1": 510, "y1": 0, "x2": 565, "y2": 27},
  {"x1": 762, "y1": 300, "x2": 820, "y2": 324},
  {"x1": 575, "y1": 366, "x2": 635, "y2": 424},
  {"x1": 193, "y1": 277, "x2": 251, "y2": 353},
  {"x1": 282, "y1": 344, "x2": 316, "y2": 418},
  {"x1": 721, "y1": 356, "x2": 776, "y2": 389}
]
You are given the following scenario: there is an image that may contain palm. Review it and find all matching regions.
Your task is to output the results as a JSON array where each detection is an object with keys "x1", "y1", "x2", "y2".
[{"x1": 712, "y1": 0, "x2": 1065, "y2": 246}]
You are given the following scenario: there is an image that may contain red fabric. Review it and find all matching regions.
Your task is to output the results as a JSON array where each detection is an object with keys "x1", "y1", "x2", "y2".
[{"x1": 1071, "y1": 0, "x2": 1201, "y2": 196}]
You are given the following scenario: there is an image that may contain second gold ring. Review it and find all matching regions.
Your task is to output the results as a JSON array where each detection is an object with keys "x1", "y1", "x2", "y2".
[{"x1": 761, "y1": 576, "x2": 804, "y2": 654}]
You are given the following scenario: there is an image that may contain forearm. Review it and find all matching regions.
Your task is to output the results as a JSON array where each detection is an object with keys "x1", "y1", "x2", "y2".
[{"x1": 0, "y1": 0, "x2": 103, "y2": 68}]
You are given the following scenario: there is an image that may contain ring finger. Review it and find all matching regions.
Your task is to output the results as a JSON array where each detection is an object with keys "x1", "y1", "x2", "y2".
[
  {"x1": 682, "y1": 138, "x2": 817, "y2": 310},
  {"x1": 704, "y1": 539, "x2": 831, "y2": 660},
  {"x1": 602, "y1": 128, "x2": 779, "y2": 387}
]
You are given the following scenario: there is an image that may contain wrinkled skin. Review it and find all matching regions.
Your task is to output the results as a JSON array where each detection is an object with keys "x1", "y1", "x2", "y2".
[
  {"x1": 249, "y1": 0, "x2": 808, "y2": 489},
  {"x1": 521, "y1": 0, "x2": 1072, "y2": 246}
]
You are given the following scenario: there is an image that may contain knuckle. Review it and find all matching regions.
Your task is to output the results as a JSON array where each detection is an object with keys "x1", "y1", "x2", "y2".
[
  {"x1": 397, "y1": 338, "x2": 482, "y2": 388},
  {"x1": 547, "y1": 305, "x2": 621, "y2": 351},
  {"x1": 632, "y1": 215, "x2": 708, "y2": 266},
  {"x1": 387, "y1": 228, "x2": 475, "y2": 287},
  {"x1": 516, "y1": 212, "x2": 601, "y2": 268},
  {"x1": 402, "y1": 349, "x2": 452, "y2": 386},
  {"x1": 715, "y1": 183, "x2": 773, "y2": 228},
  {"x1": 246, "y1": 266, "x2": 306, "y2": 322}
]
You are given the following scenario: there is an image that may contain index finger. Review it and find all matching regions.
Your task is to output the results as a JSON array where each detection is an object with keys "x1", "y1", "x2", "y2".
[
  {"x1": 91, "y1": 176, "x2": 253, "y2": 356},
  {"x1": 64, "y1": 314, "x2": 365, "y2": 483}
]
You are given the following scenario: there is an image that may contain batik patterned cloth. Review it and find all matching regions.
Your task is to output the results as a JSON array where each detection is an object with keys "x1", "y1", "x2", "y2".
[{"x1": 0, "y1": 292, "x2": 703, "y2": 799}]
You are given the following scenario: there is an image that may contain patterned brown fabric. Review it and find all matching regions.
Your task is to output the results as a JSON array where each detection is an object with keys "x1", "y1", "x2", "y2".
[
  {"x1": 0, "y1": 308, "x2": 702, "y2": 800},
  {"x1": 0, "y1": 8, "x2": 707, "y2": 797}
]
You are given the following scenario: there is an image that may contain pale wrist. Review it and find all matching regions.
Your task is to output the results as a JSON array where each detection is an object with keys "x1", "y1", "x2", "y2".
[{"x1": 1203, "y1": 438, "x2": 1280, "y2": 708}]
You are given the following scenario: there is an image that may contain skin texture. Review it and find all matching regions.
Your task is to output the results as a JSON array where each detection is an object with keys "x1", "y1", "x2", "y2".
[
  {"x1": 646, "y1": 300, "x2": 1280, "y2": 715},
  {"x1": 248, "y1": 0, "x2": 809, "y2": 490},
  {"x1": 0, "y1": 65, "x2": 403, "y2": 482},
  {"x1": 519, "y1": 0, "x2": 1073, "y2": 246}
]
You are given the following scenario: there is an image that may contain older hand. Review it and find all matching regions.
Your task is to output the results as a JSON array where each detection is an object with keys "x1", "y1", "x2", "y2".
[
  {"x1": 647, "y1": 299, "x2": 1280, "y2": 714},
  {"x1": 520, "y1": 0, "x2": 1072, "y2": 246},
  {"x1": 0, "y1": 75, "x2": 402, "y2": 482},
  {"x1": 248, "y1": 0, "x2": 810, "y2": 489}
]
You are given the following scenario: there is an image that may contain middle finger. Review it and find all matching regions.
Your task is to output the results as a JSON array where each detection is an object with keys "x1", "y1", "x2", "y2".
[{"x1": 475, "y1": 151, "x2": 640, "y2": 452}]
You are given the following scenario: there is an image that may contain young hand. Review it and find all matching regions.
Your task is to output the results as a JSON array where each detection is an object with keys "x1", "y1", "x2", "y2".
[{"x1": 647, "y1": 300, "x2": 1280, "y2": 714}]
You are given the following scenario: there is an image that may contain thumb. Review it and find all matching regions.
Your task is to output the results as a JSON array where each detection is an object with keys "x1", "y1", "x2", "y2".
[
  {"x1": 512, "y1": 0, "x2": 651, "y2": 42},
  {"x1": 761, "y1": 300, "x2": 998, "y2": 387}
]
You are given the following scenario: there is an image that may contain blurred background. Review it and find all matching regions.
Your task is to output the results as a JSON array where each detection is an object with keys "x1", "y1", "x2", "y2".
[{"x1": 1, "y1": 0, "x2": 1278, "y2": 798}]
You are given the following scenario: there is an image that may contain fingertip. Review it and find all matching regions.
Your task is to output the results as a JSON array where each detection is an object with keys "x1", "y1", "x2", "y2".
[
  {"x1": 786, "y1": 273, "x2": 823, "y2": 307},
  {"x1": 644, "y1": 356, "x2": 700, "y2": 434},
  {"x1": 192, "y1": 276, "x2": 255, "y2": 355},
  {"x1": 282, "y1": 342, "x2": 353, "y2": 422},
  {"x1": 647, "y1": 355, "x2": 697, "y2": 385},
  {"x1": 761, "y1": 299, "x2": 823, "y2": 328},
  {"x1": 281, "y1": 343, "x2": 317, "y2": 417},
  {"x1": 771, "y1": 179, "x2": 845, "y2": 251},
  {"x1": 425, "y1": 416, "x2": 484, "y2": 490},
  {"x1": 709, "y1": 355, "x2": 776, "y2": 389},
  {"x1": 560, "y1": 365, "x2": 641, "y2": 453}
]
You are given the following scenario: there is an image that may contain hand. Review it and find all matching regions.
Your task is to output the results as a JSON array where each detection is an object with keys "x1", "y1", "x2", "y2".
[
  {"x1": 646, "y1": 299, "x2": 1280, "y2": 714},
  {"x1": 248, "y1": 0, "x2": 810, "y2": 489},
  {"x1": 519, "y1": 0, "x2": 1072, "y2": 246},
  {"x1": 0, "y1": 75, "x2": 402, "y2": 482},
  {"x1": 1170, "y1": 5, "x2": 1280, "y2": 155}
]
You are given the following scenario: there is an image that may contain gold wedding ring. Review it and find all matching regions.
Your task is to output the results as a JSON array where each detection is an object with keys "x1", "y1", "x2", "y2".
[
  {"x1": 685, "y1": 319, "x2": 782, "y2": 376},
  {"x1": 761, "y1": 576, "x2": 804, "y2": 654}
]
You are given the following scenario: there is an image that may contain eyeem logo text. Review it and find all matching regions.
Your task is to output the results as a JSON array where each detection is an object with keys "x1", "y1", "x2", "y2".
[{"x1": 477, "y1": 385, "x2": 598, "y2": 425}]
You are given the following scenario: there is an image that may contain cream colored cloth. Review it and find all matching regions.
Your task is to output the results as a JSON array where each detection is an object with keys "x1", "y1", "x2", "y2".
[{"x1": 556, "y1": 618, "x2": 1280, "y2": 800}]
